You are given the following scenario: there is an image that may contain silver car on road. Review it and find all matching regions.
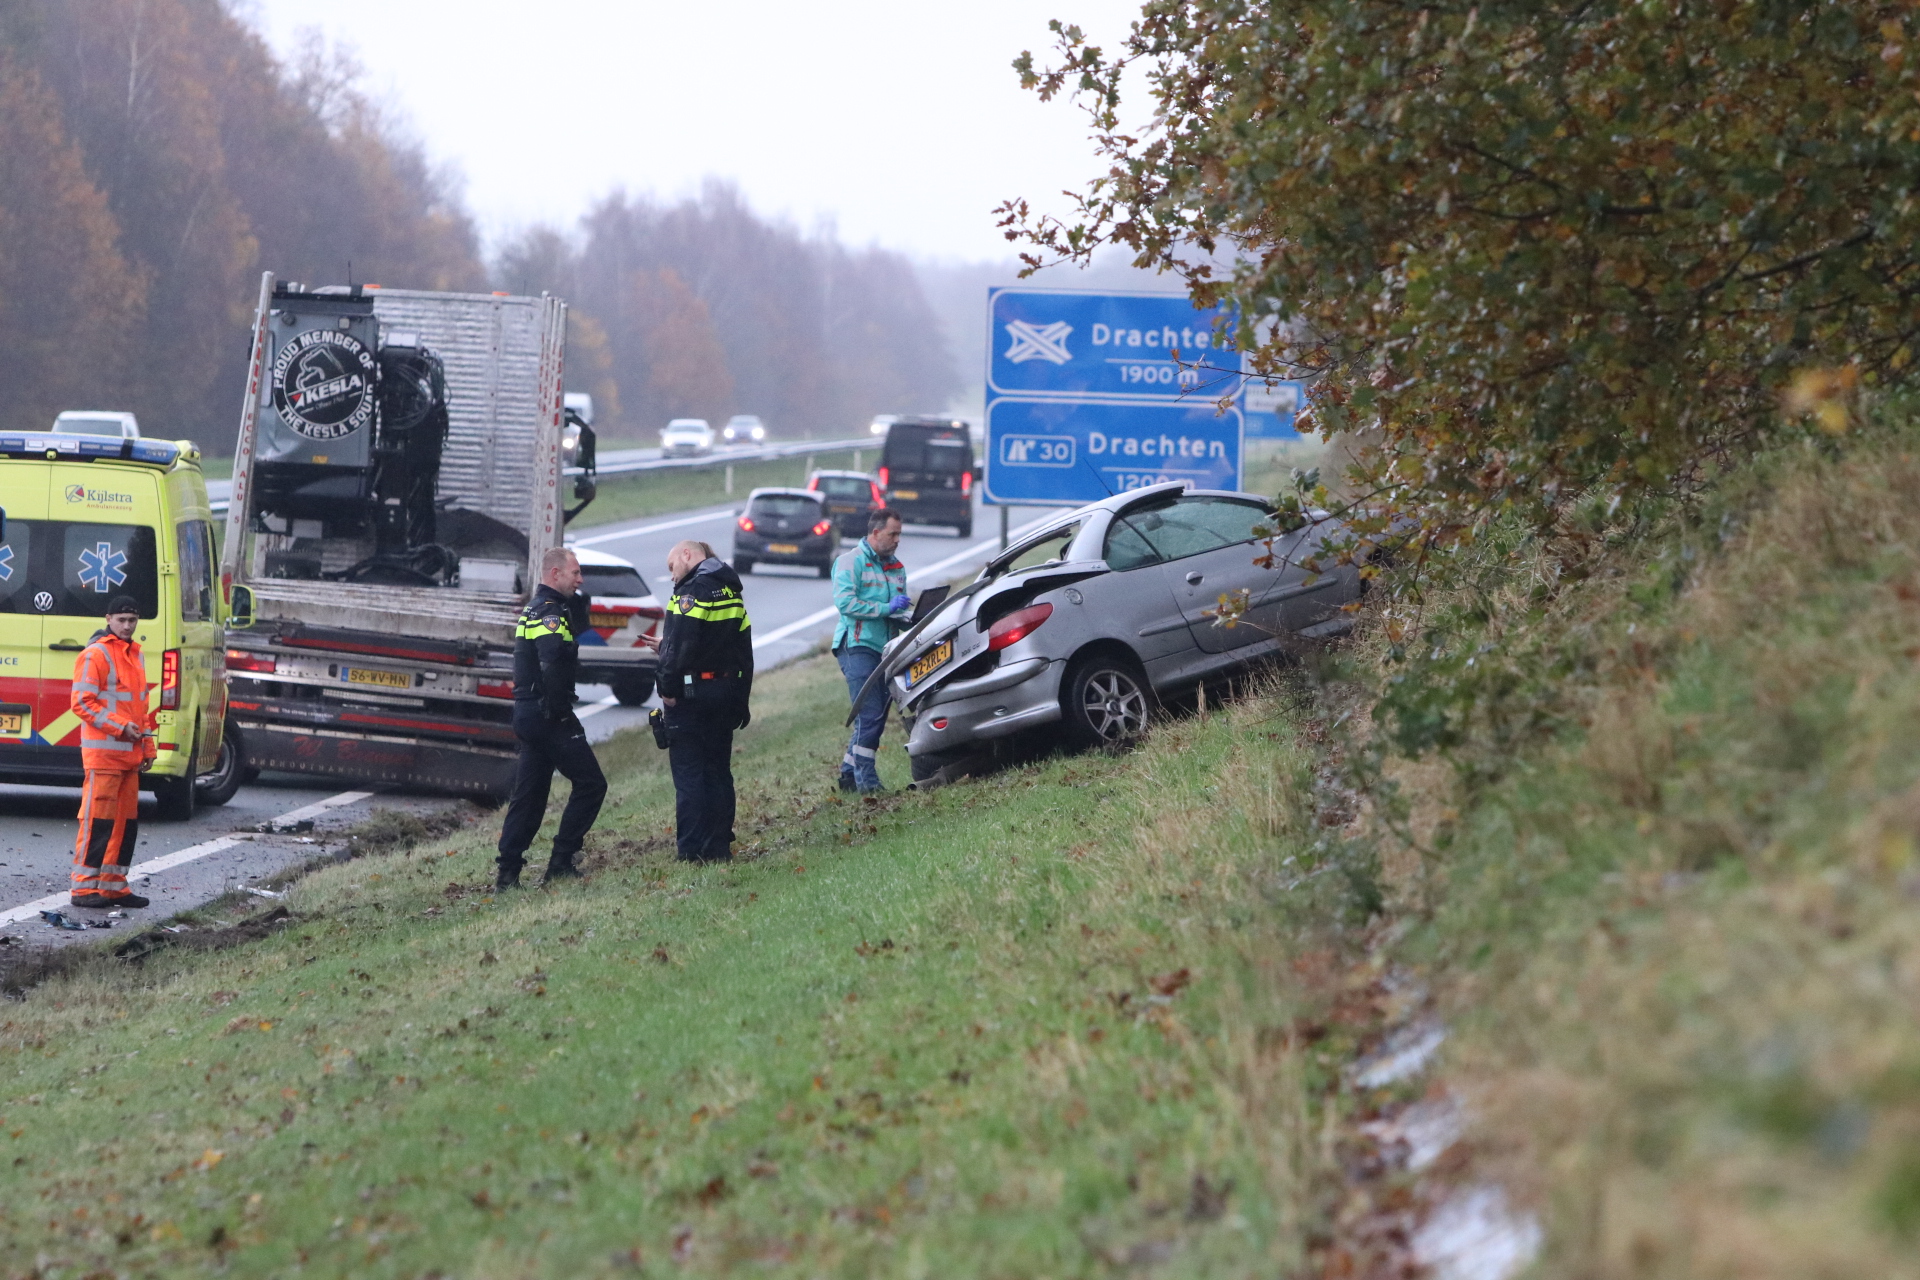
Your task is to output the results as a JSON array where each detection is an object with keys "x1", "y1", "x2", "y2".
[{"x1": 875, "y1": 482, "x2": 1366, "y2": 783}]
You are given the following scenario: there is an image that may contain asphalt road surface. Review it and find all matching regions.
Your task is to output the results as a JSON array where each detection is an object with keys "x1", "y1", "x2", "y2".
[{"x1": 0, "y1": 491, "x2": 1048, "y2": 951}]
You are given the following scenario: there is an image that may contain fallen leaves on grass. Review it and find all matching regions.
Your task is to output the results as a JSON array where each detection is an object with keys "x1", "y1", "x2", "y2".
[{"x1": 1148, "y1": 969, "x2": 1193, "y2": 997}]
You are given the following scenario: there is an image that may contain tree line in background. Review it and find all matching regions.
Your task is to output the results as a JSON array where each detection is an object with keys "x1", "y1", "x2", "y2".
[
  {"x1": 0, "y1": 0, "x2": 958, "y2": 448},
  {"x1": 495, "y1": 184, "x2": 958, "y2": 439}
]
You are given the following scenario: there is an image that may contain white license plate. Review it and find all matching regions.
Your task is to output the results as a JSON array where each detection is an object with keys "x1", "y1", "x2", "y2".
[{"x1": 344, "y1": 667, "x2": 411, "y2": 690}]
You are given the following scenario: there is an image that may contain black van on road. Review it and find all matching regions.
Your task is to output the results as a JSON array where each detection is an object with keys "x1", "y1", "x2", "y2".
[{"x1": 877, "y1": 417, "x2": 975, "y2": 537}]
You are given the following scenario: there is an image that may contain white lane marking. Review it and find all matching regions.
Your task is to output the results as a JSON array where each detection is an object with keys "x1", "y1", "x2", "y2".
[
  {"x1": 576, "y1": 695, "x2": 621, "y2": 719},
  {"x1": 570, "y1": 507, "x2": 737, "y2": 547},
  {"x1": 0, "y1": 789, "x2": 375, "y2": 927},
  {"x1": 750, "y1": 516, "x2": 1054, "y2": 650}
]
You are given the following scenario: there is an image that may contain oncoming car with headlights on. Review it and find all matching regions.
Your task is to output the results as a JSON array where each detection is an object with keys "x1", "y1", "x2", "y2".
[{"x1": 867, "y1": 482, "x2": 1370, "y2": 784}]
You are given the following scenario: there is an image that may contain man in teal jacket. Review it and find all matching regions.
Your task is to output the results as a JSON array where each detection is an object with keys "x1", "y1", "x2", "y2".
[{"x1": 831, "y1": 507, "x2": 908, "y2": 792}]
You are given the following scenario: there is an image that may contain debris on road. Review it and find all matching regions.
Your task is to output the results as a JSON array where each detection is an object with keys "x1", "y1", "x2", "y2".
[{"x1": 244, "y1": 886, "x2": 287, "y2": 900}]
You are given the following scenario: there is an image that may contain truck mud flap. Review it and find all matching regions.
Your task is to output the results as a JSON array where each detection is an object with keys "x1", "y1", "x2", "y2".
[{"x1": 232, "y1": 720, "x2": 517, "y2": 798}]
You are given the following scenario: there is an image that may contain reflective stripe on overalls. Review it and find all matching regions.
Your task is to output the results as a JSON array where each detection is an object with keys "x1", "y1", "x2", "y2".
[{"x1": 70, "y1": 636, "x2": 149, "y2": 901}]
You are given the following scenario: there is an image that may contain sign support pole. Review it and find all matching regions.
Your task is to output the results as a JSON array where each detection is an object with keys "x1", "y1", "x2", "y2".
[{"x1": 999, "y1": 505, "x2": 1009, "y2": 551}]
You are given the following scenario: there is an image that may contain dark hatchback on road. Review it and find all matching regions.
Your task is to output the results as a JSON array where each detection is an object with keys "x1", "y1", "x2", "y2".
[
  {"x1": 879, "y1": 417, "x2": 974, "y2": 537},
  {"x1": 807, "y1": 469, "x2": 884, "y2": 537},
  {"x1": 732, "y1": 488, "x2": 841, "y2": 577}
]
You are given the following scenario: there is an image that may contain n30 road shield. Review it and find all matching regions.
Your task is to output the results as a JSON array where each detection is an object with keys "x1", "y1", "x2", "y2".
[{"x1": 984, "y1": 398, "x2": 1243, "y2": 507}]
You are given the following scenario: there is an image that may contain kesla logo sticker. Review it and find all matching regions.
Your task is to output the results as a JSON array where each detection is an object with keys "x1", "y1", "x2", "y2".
[
  {"x1": 65, "y1": 484, "x2": 133, "y2": 506},
  {"x1": 272, "y1": 328, "x2": 376, "y2": 441}
]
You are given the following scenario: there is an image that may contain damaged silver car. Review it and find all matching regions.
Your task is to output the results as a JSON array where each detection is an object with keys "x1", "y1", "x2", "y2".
[{"x1": 870, "y1": 481, "x2": 1366, "y2": 784}]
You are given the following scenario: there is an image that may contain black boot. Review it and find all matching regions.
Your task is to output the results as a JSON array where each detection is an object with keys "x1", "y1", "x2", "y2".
[
  {"x1": 542, "y1": 856, "x2": 581, "y2": 884},
  {"x1": 495, "y1": 861, "x2": 522, "y2": 891}
]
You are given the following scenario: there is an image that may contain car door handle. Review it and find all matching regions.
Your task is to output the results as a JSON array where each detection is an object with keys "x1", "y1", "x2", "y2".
[
  {"x1": 48, "y1": 640, "x2": 86, "y2": 652},
  {"x1": 1185, "y1": 572, "x2": 1204, "y2": 585}
]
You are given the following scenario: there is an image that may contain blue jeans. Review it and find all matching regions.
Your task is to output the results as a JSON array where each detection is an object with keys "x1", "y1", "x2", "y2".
[{"x1": 836, "y1": 644, "x2": 890, "y2": 790}]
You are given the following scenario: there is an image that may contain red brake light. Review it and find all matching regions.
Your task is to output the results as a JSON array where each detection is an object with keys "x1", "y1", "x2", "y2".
[
  {"x1": 225, "y1": 648, "x2": 276, "y2": 675},
  {"x1": 812, "y1": 519, "x2": 833, "y2": 536},
  {"x1": 160, "y1": 649, "x2": 181, "y2": 710},
  {"x1": 737, "y1": 515, "x2": 755, "y2": 532},
  {"x1": 807, "y1": 476, "x2": 819, "y2": 490},
  {"x1": 870, "y1": 483, "x2": 883, "y2": 505},
  {"x1": 961, "y1": 469, "x2": 973, "y2": 495},
  {"x1": 987, "y1": 602, "x2": 1053, "y2": 651},
  {"x1": 877, "y1": 466, "x2": 889, "y2": 489},
  {"x1": 477, "y1": 679, "x2": 514, "y2": 699}
]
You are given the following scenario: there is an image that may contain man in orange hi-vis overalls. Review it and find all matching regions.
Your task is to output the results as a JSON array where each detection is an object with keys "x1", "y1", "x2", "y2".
[{"x1": 70, "y1": 595, "x2": 156, "y2": 910}]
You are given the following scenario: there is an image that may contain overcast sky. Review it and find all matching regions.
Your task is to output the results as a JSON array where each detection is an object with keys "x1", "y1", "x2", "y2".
[{"x1": 239, "y1": 0, "x2": 1145, "y2": 264}]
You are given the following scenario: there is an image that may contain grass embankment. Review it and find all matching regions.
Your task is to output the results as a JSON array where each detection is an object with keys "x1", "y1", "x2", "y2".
[
  {"x1": 0, "y1": 657, "x2": 1332, "y2": 1275},
  {"x1": 8, "y1": 417, "x2": 1920, "y2": 1277},
  {"x1": 1362, "y1": 420, "x2": 1920, "y2": 1278},
  {"x1": 573, "y1": 448, "x2": 871, "y2": 529}
]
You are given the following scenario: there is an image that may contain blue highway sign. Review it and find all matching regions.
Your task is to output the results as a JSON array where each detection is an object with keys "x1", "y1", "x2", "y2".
[
  {"x1": 985, "y1": 398, "x2": 1243, "y2": 507},
  {"x1": 1241, "y1": 378, "x2": 1305, "y2": 440},
  {"x1": 988, "y1": 288, "x2": 1240, "y2": 401}
]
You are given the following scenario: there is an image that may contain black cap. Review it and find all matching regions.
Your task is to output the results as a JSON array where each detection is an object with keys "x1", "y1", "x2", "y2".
[{"x1": 105, "y1": 595, "x2": 140, "y2": 618}]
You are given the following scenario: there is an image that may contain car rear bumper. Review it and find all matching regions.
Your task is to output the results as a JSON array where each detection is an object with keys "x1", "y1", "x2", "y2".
[
  {"x1": 904, "y1": 657, "x2": 1063, "y2": 756},
  {"x1": 733, "y1": 534, "x2": 836, "y2": 564}
]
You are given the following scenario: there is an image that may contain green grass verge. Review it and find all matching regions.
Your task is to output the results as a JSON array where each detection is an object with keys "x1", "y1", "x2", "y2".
[
  {"x1": 0, "y1": 656, "x2": 1331, "y2": 1277},
  {"x1": 13, "y1": 417, "x2": 1920, "y2": 1277},
  {"x1": 572, "y1": 449, "x2": 874, "y2": 529}
]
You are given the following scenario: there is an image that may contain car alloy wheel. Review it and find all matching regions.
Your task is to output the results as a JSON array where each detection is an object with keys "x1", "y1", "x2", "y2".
[{"x1": 1062, "y1": 656, "x2": 1151, "y2": 749}]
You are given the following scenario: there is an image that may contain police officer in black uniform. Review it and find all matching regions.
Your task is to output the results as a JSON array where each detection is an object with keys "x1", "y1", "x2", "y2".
[
  {"x1": 496, "y1": 545, "x2": 607, "y2": 888},
  {"x1": 656, "y1": 539, "x2": 754, "y2": 862}
]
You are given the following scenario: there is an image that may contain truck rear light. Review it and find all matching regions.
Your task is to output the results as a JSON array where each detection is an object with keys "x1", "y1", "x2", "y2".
[
  {"x1": 870, "y1": 482, "x2": 884, "y2": 505},
  {"x1": 737, "y1": 515, "x2": 755, "y2": 532},
  {"x1": 877, "y1": 466, "x2": 889, "y2": 489},
  {"x1": 160, "y1": 649, "x2": 181, "y2": 710},
  {"x1": 477, "y1": 680, "x2": 514, "y2": 699},
  {"x1": 225, "y1": 649, "x2": 277, "y2": 675},
  {"x1": 987, "y1": 602, "x2": 1053, "y2": 651},
  {"x1": 811, "y1": 519, "x2": 833, "y2": 536},
  {"x1": 960, "y1": 469, "x2": 973, "y2": 495}
]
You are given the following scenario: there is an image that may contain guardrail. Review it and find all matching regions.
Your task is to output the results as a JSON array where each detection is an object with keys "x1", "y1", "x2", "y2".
[
  {"x1": 207, "y1": 435, "x2": 880, "y2": 514},
  {"x1": 590, "y1": 435, "x2": 874, "y2": 478}
]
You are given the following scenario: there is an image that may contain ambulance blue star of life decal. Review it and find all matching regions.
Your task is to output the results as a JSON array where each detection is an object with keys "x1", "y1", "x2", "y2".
[
  {"x1": 78, "y1": 541, "x2": 128, "y2": 592},
  {"x1": 0, "y1": 545, "x2": 12, "y2": 582}
]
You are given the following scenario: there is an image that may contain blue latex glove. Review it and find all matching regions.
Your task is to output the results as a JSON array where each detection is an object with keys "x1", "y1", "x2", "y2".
[{"x1": 888, "y1": 593, "x2": 912, "y2": 614}]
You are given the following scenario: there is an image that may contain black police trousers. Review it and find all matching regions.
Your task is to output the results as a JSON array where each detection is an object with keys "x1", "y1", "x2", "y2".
[
  {"x1": 497, "y1": 704, "x2": 607, "y2": 875},
  {"x1": 665, "y1": 701, "x2": 736, "y2": 861}
]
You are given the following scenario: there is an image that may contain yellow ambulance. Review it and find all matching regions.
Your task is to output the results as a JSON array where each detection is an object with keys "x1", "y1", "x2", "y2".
[{"x1": 0, "y1": 432, "x2": 237, "y2": 819}]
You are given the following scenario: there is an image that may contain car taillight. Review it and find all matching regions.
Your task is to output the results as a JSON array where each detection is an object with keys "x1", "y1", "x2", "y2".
[
  {"x1": 160, "y1": 649, "x2": 181, "y2": 710},
  {"x1": 225, "y1": 648, "x2": 276, "y2": 675},
  {"x1": 812, "y1": 519, "x2": 833, "y2": 536},
  {"x1": 477, "y1": 680, "x2": 514, "y2": 699},
  {"x1": 960, "y1": 470, "x2": 973, "y2": 495},
  {"x1": 877, "y1": 466, "x2": 889, "y2": 488},
  {"x1": 737, "y1": 515, "x2": 755, "y2": 532},
  {"x1": 807, "y1": 476, "x2": 819, "y2": 490},
  {"x1": 987, "y1": 602, "x2": 1054, "y2": 651}
]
